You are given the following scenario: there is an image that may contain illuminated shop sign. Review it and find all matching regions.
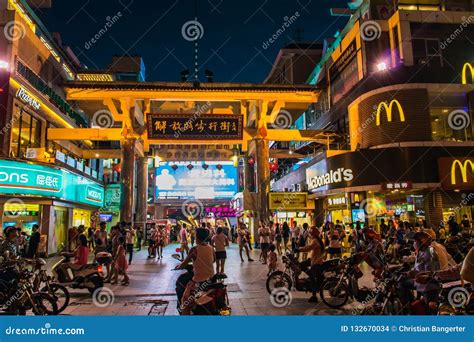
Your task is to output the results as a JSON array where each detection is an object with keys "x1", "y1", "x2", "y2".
[
  {"x1": 461, "y1": 62, "x2": 473, "y2": 85},
  {"x1": 204, "y1": 206, "x2": 236, "y2": 218},
  {"x1": 76, "y1": 73, "x2": 114, "y2": 82},
  {"x1": 306, "y1": 163, "x2": 354, "y2": 190},
  {"x1": 155, "y1": 161, "x2": 237, "y2": 199},
  {"x1": 327, "y1": 194, "x2": 348, "y2": 210},
  {"x1": 147, "y1": 114, "x2": 243, "y2": 140},
  {"x1": 16, "y1": 87, "x2": 41, "y2": 110},
  {"x1": 268, "y1": 192, "x2": 308, "y2": 210},
  {"x1": 15, "y1": 60, "x2": 87, "y2": 127},
  {"x1": 382, "y1": 181, "x2": 412, "y2": 190},
  {"x1": 375, "y1": 99, "x2": 405, "y2": 126},
  {"x1": 438, "y1": 157, "x2": 474, "y2": 190},
  {"x1": 0, "y1": 159, "x2": 104, "y2": 207}
]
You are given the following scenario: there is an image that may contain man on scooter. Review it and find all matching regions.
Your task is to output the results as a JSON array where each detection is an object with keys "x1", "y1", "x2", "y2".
[
  {"x1": 296, "y1": 227, "x2": 326, "y2": 303},
  {"x1": 176, "y1": 228, "x2": 216, "y2": 315},
  {"x1": 398, "y1": 231, "x2": 440, "y2": 311}
]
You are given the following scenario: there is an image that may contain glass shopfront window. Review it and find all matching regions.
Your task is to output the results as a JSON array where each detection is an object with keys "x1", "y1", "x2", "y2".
[
  {"x1": 10, "y1": 103, "x2": 43, "y2": 158},
  {"x1": 429, "y1": 93, "x2": 472, "y2": 142}
]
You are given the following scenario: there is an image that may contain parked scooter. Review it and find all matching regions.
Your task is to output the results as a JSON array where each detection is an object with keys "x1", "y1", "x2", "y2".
[{"x1": 51, "y1": 252, "x2": 103, "y2": 294}]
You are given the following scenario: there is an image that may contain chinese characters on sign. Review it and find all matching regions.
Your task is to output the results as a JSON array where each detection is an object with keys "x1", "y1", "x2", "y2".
[
  {"x1": 147, "y1": 114, "x2": 243, "y2": 140},
  {"x1": 268, "y1": 192, "x2": 308, "y2": 210},
  {"x1": 382, "y1": 181, "x2": 413, "y2": 190},
  {"x1": 205, "y1": 206, "x2": 236, "y2": 218}
]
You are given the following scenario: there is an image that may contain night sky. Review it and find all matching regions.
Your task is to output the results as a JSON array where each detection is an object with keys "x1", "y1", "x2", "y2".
[{"x1": 35, "y1": 0, "x2": 349, "y2": 83}]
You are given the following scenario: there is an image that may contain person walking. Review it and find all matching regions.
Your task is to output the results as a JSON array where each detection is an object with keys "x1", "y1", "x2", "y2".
[
  {"x1": 258, "y1": 223, "x2": 271, "y2": 264},
  {"x1": 267, "y1": 244, "x2": 278, "y2": 275},
  {"x1": 111, "y1": 236, "x2": 129, "y2": 286},
  {"x1": 274, "y1": 223, "x2": 282, "y2": 255},
  {"x1": 212, "y1": 226, "x2": 229, "y2": 274},
  {"x1": 26, "y1": 224, "x2": 41, "y2": 258},
  {"x1": 136, "y1": 228, "x2": 143, "y2": 251},
  {"x1": 179, "y1": 224, "x2": 189, "y2": 259},
  {"x1": 237, "y1": 223, "x2": 254, "y2": 262},
  {"x1": 87, "y1": 227, "x2": 95, "y2": 251},
  {"x1": 291, "y1": 221, "x2": 301, "y2": 253},
  {"x1": 155, "y1": 226, "x2": 165, "y2": 259},
  {"x1": 125, "y1": 224, "x2": 135, "y2": 265},
  {"x1": 148, "y1": 225, "x2": 157, "y2": 258},
  {"x1": 282, "y1": 221, "x2": 290, "y2": 252},
  {"x1": 74, "y1": 235, "x2": 89, "y2": 266}
]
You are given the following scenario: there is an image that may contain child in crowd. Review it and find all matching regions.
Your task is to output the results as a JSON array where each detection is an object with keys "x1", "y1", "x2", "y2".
[{"x1": 268, "y1": 244, "x2": 278, "y2": 275}]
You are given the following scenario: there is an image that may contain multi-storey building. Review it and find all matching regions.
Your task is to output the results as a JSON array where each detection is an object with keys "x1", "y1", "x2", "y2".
[{"x1": 274, "y1": 0, "x2": 474, "y2": 229}]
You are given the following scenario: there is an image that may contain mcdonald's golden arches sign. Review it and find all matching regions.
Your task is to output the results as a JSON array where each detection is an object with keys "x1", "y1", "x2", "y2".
[
  {"x1": 438, "y1": 157, "x2": 474, "y2": 190},
  {"x1": 376, "y1": 99, "x2": 406, "y2": 126},
  {"x1": 461, "y1": 62, "x2": 473, "y2": 85}
]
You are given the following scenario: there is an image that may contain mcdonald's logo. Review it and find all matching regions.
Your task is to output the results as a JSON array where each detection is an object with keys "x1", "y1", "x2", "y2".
[
  {"x1": 375, "y1": 99, "x2": 406, "y2": 126},
  {"x1": 451, "y1": 159, "x2": 474, "y2": 185},
  {"x1": 461, "y1": 62, "x2": 473, "y2": 85}
]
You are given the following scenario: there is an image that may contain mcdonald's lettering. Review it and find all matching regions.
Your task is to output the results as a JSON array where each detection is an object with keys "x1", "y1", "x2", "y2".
[
  {"x1": 375, "y1": 100, "x2": 406, "y2": 126},
  {"x1": 461, "y1": 62, "x2": 473, "y2": 85},
  {"x1": 451, "y1": 159, "x2": 474, "y2": 185}
]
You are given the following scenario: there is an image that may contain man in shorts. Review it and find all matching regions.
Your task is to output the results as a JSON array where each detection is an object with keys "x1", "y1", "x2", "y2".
[{"x1": 148, "y1": 226, "x2": 156, "y2": 258}]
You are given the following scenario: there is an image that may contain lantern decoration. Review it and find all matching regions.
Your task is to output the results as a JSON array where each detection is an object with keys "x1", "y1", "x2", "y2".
[
  {"x1": 112, "y1": 163, "x2": 121, "y2": 173},
  {"x1": 259, "y1": 126, "x2": 268, "y2": 138},
  {"x1": 202, "y1": 163, "x2": 209, "y2": 170},
  {"x1": 171, "y1": 164, "x2": 178, "y2": 172},
  {"x1": 270, "y1": 162, "x2": 279, "y2": 172},
  {"x1": 187, "y1": 164, "x2": 194, "y2": 171},
  {"x1": 216, "y1": 164, "x2": 223, "y2": 171},
  {"x1": 248, "y1": 156, "x2": 255, "y2": 165}
]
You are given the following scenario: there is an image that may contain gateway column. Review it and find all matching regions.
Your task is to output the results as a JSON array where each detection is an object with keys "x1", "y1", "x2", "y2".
[
  {"x1": 135, "y1": 156, "x2": 148, "y2": 231},
  {"x1": 255, "y1": 138, "x2": 270, "y2": 223},
  {"x1": 121, "y1": 139, "x2": 135, "y2": 223}
]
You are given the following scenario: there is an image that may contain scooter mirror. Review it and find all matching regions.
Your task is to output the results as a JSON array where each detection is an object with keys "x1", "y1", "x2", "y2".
[{"x1": 171, "y1": 253, "x2": 181, "y2": 260}]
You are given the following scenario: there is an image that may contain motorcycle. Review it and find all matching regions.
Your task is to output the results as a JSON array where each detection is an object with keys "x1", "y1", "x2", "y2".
[
  {"x1": 172, "y1": 255, "x2": 231, "y2": 315},
  {"x1": 30, "y1": 258, "x2": 70, "y2": 313},
  {"x1": 319, "y1": 252, "x2": 372, "y2": 308},
  {"x1": 0, "y1": 259, "x2": 57, "y2": 315},
  {"x1": 266, "y1": 251, "x2": 341, "y2": 294},
  {"x1": 51, "y1": 252, "x2": 103, "y2": 294},
  {"x1": 359, "y1": 263, "x2": 410, "y2": 315}
]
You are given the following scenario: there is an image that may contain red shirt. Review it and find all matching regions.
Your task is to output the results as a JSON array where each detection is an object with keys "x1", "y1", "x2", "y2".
[{"x1": 75, "y1": 246, "x2": 89, "y2": 265}]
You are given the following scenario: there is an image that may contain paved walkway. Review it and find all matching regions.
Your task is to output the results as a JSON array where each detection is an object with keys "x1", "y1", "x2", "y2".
[{"x1": 54, "y1": 244, "x2": 374, "y2": 316}]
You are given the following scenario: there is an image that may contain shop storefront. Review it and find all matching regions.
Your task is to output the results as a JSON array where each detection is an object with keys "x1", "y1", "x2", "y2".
[
  {"x1": 0, "y1": 159, "x2": 105, "y2": 255},
  {"x1": 269, "y1": 192, "x2": 313, "y2": 226},
  {"x1": 306, "y1": 147, "x2": 474, "y2": 228}
]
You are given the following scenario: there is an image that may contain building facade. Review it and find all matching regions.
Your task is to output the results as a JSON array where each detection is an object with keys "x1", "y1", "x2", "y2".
[
  {"x1": 0, "y1": 0, "x2": 106, "y2": 254},
  {"x1": 273, "y1": 0, "x2": 474, "y2": 229}
]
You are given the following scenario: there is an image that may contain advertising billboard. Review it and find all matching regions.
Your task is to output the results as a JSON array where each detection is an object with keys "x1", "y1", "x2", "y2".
[{"x1": 155, "y1": 161, "x2": 237, "y2": 199}]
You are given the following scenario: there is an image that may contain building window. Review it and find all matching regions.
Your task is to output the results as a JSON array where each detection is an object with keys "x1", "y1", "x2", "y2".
[
  {"x1": 412, "y1": 38, "x2": 443, "y2": 67},
  {"x1": 429, "y1": 94, "x2": 472, "y2": 142},
  {"x1": 10, "y1": 103, "x2": 43, "y2": 158}
]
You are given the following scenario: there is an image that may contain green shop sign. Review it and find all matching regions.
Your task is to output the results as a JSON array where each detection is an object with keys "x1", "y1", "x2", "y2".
[
  {"x1": 104, "y1": 184, "x2": 122, "y2": 209},
  {"x1": 0, "y1": 159, "x2": 104, "y2": 207}
]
